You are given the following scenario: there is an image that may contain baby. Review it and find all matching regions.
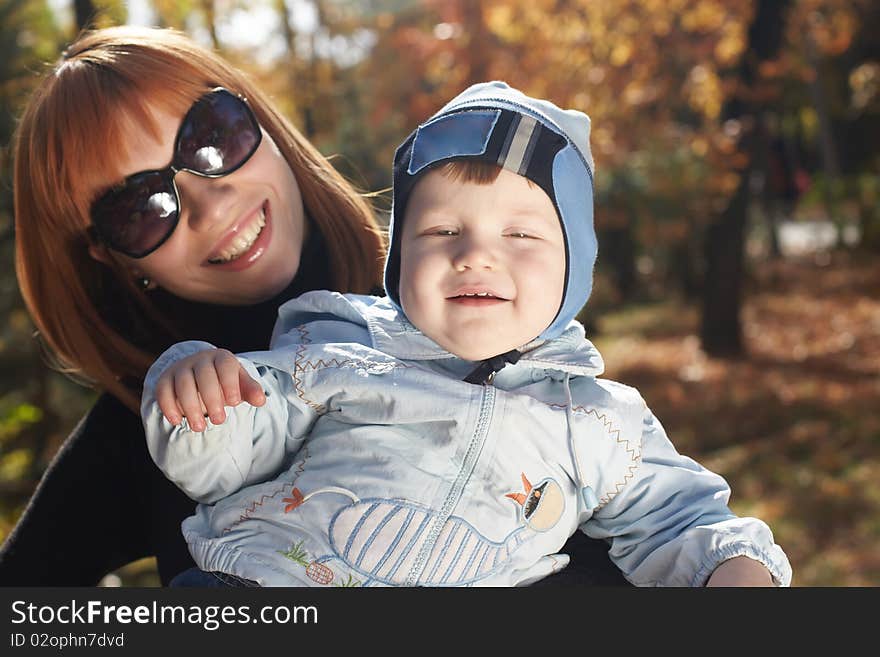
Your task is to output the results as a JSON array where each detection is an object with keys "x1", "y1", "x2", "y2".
[{"x1": 142, "y1": 81, "x2": 792, "y2": 587}]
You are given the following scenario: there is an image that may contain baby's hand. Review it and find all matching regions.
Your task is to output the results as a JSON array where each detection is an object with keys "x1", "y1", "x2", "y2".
[
  {"x1": 706, "y1": 556, "x2": 775, "y2": 587},
  {"x1": 155, "y1": 348, "x2": 266, "y2": 431}
]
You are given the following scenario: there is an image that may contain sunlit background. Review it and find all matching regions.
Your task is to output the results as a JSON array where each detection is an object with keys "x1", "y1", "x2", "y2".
[{"x1": 1, "y1": 0, "x2": 878, "y2": 586}]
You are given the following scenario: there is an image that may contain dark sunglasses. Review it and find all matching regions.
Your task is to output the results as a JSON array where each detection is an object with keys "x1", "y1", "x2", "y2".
[{"x1": 90, "y1": 87, "x2": 262, "y2": 258}]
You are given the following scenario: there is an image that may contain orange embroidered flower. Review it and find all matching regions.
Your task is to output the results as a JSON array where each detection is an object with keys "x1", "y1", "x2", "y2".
[{"x1": 282, "y1": 488, "x2": 305, "y2": 512}]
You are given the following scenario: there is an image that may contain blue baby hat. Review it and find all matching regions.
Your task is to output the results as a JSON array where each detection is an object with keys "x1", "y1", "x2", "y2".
[{"x1": 384, "y1": 81, "x2": 597, "y2": 343}]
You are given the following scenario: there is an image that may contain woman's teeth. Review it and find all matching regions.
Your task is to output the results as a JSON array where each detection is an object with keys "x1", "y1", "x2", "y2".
[{"x1": 209, "y1": 208, "x2": 266, "y2": 263}]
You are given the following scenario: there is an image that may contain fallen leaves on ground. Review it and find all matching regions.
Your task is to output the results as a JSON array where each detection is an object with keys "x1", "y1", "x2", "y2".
[{"x1": 594, "y1": 250, "x2": 880, "y2": 586}]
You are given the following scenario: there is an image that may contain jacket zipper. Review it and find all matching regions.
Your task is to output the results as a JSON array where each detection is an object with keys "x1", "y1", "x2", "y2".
[{"x1": 405, "y1": 383, "x2": 497, "y2": 585}]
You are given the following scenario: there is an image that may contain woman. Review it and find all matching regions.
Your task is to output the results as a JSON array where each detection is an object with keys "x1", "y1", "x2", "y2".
[{"x1": 0, "y1": 26, "x2": 626, "y2": 586}]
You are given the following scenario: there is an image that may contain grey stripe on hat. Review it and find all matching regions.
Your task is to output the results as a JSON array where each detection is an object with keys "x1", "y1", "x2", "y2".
[{"x1": 498, "y1": 115, "x2": 539, "y2": 175}]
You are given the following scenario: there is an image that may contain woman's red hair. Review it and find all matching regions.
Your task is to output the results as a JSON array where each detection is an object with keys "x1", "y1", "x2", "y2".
[{"x1": 14, "y1": 26, "x2": 385, "y2": 410}]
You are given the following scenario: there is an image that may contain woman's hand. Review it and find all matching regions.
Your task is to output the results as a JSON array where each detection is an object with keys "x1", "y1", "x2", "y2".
[{"x1": 155, "y1": 348, "x2": 266, "y2": 431}]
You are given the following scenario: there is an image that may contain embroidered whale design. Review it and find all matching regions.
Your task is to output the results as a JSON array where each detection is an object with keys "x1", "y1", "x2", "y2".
[
  {"x1": 328, "y1": 498, "x2": 529, "y2": 586},
  {"x1": 292, "y1": 495, "x2": 528, "y2": 586}
]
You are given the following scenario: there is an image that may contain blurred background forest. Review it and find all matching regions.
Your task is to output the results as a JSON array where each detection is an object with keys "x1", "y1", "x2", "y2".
[{"x1": 0, "y1": 0, "x2": 877, "y2": 586}]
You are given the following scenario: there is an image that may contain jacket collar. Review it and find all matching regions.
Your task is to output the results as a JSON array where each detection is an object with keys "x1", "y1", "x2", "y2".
[{"x1": 358, "y1": 295, "x2": 605, "y2": 378}]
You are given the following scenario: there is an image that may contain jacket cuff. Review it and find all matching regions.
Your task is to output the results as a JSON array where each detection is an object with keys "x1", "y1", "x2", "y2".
[{"x1": 692, "y1": 541, "x2": 793, "y2": 587}]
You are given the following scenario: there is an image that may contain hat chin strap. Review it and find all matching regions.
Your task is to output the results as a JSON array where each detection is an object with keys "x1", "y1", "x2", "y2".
[{"x1": 463, "y1": 349, "x2": 522, "y2": 385}]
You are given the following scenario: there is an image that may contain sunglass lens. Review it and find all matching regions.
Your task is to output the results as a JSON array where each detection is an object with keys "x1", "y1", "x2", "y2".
[
  {"x1": 92, "y1": 170, "x2": 178, "y2": 257},
  {"x1": 176, "y1": 90, "x2": 260, "y2": 175}
]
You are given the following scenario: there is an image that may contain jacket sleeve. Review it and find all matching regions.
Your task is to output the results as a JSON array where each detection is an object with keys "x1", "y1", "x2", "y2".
[
  {"x1": 141, "y1": 340, "x2": 319, "y2": 505},
  {"x1": 580, "y1": 400, "x2": 792, "y2": 587}
]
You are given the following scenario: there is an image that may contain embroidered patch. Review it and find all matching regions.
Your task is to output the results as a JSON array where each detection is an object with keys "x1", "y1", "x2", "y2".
[
  {"x1": 278, "y1": 540, "x2": 363, "y2": 587},
  {"x1": 305, "y1": 561, "x2": 334, "y2": 585},
  {"x1": 279, "y1": 487, "x2": 533, "y2": 586},
  {"x1": 505, "y1": 472, "x2": 564, "y2": 532},
  {"x1": 283, "y1": 488, "x2": 305, "y2": 512}
]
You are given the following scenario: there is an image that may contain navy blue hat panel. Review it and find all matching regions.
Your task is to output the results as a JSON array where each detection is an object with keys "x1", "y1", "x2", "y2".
[{"x1": 407, "y1": 110, "x2": 501, "y2": 176}]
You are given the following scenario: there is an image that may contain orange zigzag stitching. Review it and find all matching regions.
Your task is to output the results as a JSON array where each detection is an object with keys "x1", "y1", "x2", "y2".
[
  {"x1": 293, "y1": 325, "x2": 334, "y2": 414},
  {"x1": 291, "y1": 324, "x2": 412, "y2": 414},
  {"x1": 222, "y1": 445, "x2": 309, "y2": 534},
  {"x1": 221, "y1": 483, "x2": 293, "y2": 535},
  {"x1": 547, "y1": 403, "x2": 642, "y2": 508},
  {"x1": 292, "y1": 445, "x2": 310, "y2": 478},
  {"x1": 221, "y1": 446, "x2": 311, "y2": 535}
]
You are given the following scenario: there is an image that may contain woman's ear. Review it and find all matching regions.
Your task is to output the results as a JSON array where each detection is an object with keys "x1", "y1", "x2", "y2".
[
  {"x1": 88, "y1": 243, "x2": 146, "y2": 281},
  {"x1": 87, "y1": 243, "x2": 115, "y2": 267}
]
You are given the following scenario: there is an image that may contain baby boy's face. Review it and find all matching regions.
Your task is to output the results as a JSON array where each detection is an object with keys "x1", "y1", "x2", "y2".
[{"x1": 399, "y1": 167, "x2": 566, "y2": 361}]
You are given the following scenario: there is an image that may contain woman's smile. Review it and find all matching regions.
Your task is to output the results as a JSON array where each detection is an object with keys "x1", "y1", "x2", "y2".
[{"x1": 206, "y1": 200, "x2": 272, "y2": 270}]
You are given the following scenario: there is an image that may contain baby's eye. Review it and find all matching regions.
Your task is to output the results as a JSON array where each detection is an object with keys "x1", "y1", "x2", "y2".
[
  {"x1": 431, "y1": 228, "x2": 458, "y2": 236},
  {"x1": 506, "y1": 231, "x2": 535, "y2": 239}
]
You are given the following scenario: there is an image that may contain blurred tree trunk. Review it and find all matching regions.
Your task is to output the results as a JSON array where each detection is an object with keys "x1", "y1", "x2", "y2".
[
  {"x1": 755, "y1": 112, "x2": 784, "y2": 260},
  {"x1": 806, "y1": 29, "x2": 844, "y2": 245},
  {"x1": 304, "y1": 0, "x2": 328, "y2": 139},
  {"x1": 700, "y1": 0, "x2": 790, "y2": 357},
  {"x1": 276, "y1": 0, "x2": 314, "y2": 136},
  {"x1": 602, "y1": 223, "x2": 637, "y2": 301},
  {"x1": 74, "y1": 0, "x2": 97, "y2": 31},
  {"x1": 201, "y1": 0, "x2": 220, "y2": 51},
  {"x1": 461, "y1": 1, "x2": 488, "y2": 85},
  {"x1": 673, "y1": 236, "x2": 703, "y2": 301}
]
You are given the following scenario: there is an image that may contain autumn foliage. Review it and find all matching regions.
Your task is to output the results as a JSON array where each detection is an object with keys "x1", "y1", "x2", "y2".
[{"x1": 0, "y1": 0, "x2": 877, "y2": 586}]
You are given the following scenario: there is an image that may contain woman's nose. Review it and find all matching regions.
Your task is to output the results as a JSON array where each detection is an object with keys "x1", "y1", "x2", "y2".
[{"x1": 174, "y1": 170, "x2": 236, "y2": 232}]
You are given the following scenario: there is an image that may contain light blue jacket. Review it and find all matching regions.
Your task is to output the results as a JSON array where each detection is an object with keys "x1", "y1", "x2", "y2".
[{"x1": 142, "y1": 291, "x2": 791, "y2": 587}]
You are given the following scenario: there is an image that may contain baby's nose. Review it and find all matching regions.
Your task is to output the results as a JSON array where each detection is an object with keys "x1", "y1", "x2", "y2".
[{"x1": 452, "y1": 236, "x2": 498, "y2": 270}]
